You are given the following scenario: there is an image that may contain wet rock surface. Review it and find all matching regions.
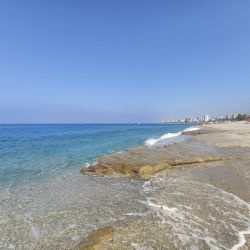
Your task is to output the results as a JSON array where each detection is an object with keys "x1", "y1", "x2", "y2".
[
  {"x1": 75, "y1": 226, "x2": 116, "y2": 250},
  {"x1": 80, "y1": 139, "x2": 233, "y2": 179}
]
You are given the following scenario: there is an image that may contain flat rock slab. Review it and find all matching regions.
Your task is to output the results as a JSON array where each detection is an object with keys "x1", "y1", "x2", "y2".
[{"x1": 81, "y1": 140, "x2": 231, "y2": 179}]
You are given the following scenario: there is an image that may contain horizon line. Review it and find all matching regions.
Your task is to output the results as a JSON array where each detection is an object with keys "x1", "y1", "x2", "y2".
[{"x1": 0, "y1": 122, "x2": 195, "y2": 125}]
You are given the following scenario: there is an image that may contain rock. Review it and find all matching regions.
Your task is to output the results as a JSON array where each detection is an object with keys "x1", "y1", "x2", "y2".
[
  {"x1": 136, "y1": 165, "x2": 153, "y2": 179},
  {"x1": 80, "y1": 142, "x2": 233, "y2": 179},
  {"x1": 80, "y1": 165, "x2": 114, "y2": 175},
  {"x1": 75, "y1": 226, "x2": 116, "y2": 250},
  {"x1": 136, "y1": 163, "x2": 170, "y2": 179},
  {"x1": 80, "y1": 155, "x2": 232, "y2": 179},
  {"x1": 172, "y1": 156, "x2": 231, "y2": 166}
]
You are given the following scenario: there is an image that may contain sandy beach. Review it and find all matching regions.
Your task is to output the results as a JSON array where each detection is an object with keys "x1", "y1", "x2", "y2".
[{"x1": 80, "y1": 121, "x2": 250, "y2": 249}]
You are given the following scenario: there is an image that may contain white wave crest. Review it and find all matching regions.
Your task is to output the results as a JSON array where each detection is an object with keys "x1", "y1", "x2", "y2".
[
  {"x1": 145, "y1": 126, "x2": 200, "y2": 146},
  {"x1": 145, "y1": 132, "x2": 181, "y2": 146},
  {"x1": 182, "y1": 126, "x2": 200, "y2": 132}
]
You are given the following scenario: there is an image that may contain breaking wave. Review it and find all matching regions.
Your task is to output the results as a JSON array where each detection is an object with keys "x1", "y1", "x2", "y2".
[{"x1": 145, "y1": 126, "x2": 200, "y2": 146}]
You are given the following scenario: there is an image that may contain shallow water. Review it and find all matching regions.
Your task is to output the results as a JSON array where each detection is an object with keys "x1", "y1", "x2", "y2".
[
  {"x1": 1, "y1": 162, "x2": 249, "y2": 249},
  {"x1": 0, "y1": 123, "x2": 191, "y2": 188},
  {"x1": 140, "y1": 174, "x2": 250, "y2": 249},
  {"x1": 0, "y1": 172, "x2": 146, "y2": 249},
  {"x1": 94, "y1": 163, "x2": 250, "y2": 250}
]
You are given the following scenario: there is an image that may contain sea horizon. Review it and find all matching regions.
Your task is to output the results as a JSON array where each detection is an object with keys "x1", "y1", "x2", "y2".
[{"x1": 0, "y1": 122, "x2": 196, "y2": 125}]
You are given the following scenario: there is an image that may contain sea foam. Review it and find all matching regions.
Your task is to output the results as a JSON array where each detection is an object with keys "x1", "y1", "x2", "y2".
[
  {"x1": 182, "y1": 126, "x2": 200, "y2": 132},
  {"x1": 142, "y1": 176, "x2": 250, "y2": 250},
  {"x1": 145, "y1": 126, "x2": 200, "y2": 146}
]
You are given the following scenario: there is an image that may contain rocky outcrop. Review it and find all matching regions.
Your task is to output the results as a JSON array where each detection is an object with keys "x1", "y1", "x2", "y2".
[{"x1": 80, "y1": 148, "x2": 232, "y2": 179}]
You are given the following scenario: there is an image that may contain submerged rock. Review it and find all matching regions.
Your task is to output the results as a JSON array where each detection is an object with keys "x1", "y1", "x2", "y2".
[{"x1": 75, "y1": 226, "x2": 116, "y2": 250}]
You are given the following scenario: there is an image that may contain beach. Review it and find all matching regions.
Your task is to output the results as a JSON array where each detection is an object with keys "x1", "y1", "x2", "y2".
[
  {"x1": 80, "y1": 121, "x2": 250, "y2": 249},
  {"x1": 0, "y1": 122, "x2": 250, "y2": 249}
]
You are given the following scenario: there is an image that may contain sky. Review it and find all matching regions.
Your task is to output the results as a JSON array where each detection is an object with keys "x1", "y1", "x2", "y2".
[{"x1": 0, "y1": 0, "x2": 250, "y2": 123}]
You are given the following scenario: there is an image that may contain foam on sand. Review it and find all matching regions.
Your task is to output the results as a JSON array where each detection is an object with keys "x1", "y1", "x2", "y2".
[
  {"x1": 145, "y1": 198, "x2": 177, "y2": 213},
  {"x1": 231, "y1": 227, "x2": 250, "y2": 250},
  {"x1": 141, "y1": 176, "x2": 250, "y2": 249}
]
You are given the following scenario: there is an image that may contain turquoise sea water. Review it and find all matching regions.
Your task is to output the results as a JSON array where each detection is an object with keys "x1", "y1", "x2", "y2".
[{"x1": 0, "y1": 124, "x2": 191, "y2": 187}]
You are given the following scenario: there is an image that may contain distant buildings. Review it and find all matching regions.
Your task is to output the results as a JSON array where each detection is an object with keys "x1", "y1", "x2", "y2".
[
  {"x1": 204, "y1": 115, "x2": 210, "y2": 122},
  {"x1": 161, "y1": 117, "x2": 201, "y2": 124},
  {"x1": 161, "y1": 112, "x2": 250, "y2": 124},
  {"x1": 185, "y1": 118, "x2": 191, "y2": 123}
]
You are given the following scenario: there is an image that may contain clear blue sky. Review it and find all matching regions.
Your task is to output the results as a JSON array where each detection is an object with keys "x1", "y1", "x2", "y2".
[{"x1": 0, "y1": 1, "x2": 250, "y2": 123}]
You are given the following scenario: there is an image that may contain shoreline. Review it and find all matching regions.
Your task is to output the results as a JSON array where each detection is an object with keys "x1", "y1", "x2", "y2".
[
  {"x1": 1, "y1": 122, "x2": 250, "y2": 249},
  {"x1": 80, "y1": 125, "x2": 231, "y2": 179},
  {"x1": 0, "y1": 123, "x2": 192, "y2": 190},
  {"x1": 80, "y1": 121, "x2": 250, "y2": 249}
]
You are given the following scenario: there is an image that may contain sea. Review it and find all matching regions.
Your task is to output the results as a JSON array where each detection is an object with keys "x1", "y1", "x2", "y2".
[{"x1": 0, "y1": 123, "x2": 192, "y2": 189}]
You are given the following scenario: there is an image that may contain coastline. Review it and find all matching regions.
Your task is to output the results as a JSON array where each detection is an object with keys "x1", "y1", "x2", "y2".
[
  {"x1": 80, "y1": 124, "x2": 234, "y2": 179},
  {"x1": 80, "y1": 121, "x2": 250, "y2": 249},
  {"x1": 1, "y1": 122, "x2": 250, "y2": 249}
]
